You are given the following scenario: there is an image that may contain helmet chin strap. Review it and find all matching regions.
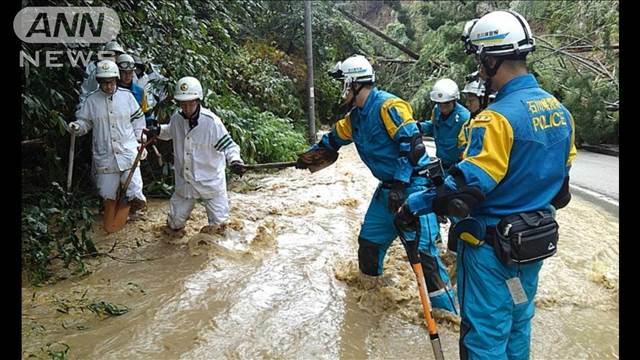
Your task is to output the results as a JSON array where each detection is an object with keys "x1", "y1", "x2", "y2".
[
  {"x1": 336, "y1": 81, "x2": 363, "y2": 119},
  {"x1": 479, "y1": 54, "x2": 502, "y2": 109},
  {"x1": 340, "y1": 81, "x2": 363, "y2": 108}
]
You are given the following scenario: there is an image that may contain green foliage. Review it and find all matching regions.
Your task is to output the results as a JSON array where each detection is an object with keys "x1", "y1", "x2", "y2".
[
  {"x1": 22, "y1": 183, "x2": 98, "y2": 284},
  {"x1": 216, "y1": 107, "x2": 307, "y2": 164},
  {"x1": 514, "y1": 0, "x2": 619, "y2": 144},
  {"x1": 374, "y1": 0, "x2": 618, "y2": 143},
  {"x1": 46, "y1": 343, "x2": 70, "y2": 360}
]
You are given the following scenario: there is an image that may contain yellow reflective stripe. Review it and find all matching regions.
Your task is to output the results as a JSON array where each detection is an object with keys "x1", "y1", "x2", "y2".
[
  {"x1": 380, "y1": 98, "x2": 415, "y2": 138},
  {"x1": 460, "y1": 232, "x2": 483, "y2": 246},
  {"x1": 465, "y1": 110, "x2": 514, "y2": 183},
  {"x1": 458, "y1": 121, "x2": 469, "y2": 156},
  {"x1": 334, "y1": 115, "x2": 353, "y2": 141},
  {"x1": 141, "y1": 92, "x2": 149, "y2": 113},
  {"x1": 567, "y1": 113, "x2": 577, "y2": 167}
]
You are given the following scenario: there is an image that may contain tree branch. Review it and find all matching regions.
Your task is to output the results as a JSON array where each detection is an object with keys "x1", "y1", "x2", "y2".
[
  {"x1": 375, "y1": 57, "x2": 417, "y2": 64},
  {"x1": 336, "y1": 8, "x2": 420, "y2": 60}
]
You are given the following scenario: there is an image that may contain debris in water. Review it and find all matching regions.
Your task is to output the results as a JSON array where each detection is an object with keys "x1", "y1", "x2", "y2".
[
  {"x1": 188, "y1": 233, "x2": 217, "y2": 256},
  {"x1": 251, "y1": 219, "x2": 277, "y2": 248},
  {"x1": 338, "y1": 198, "x2": 360, "y2": 208}
]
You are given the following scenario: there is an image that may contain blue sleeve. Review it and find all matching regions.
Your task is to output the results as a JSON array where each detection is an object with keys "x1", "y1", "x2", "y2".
[
  {"x1": 406, "y1": 175, "x2": 459, "y2": 215},
  {"x1": 387, "y1": 105, "x2": 420, "y2": 184},
  {"x1": 421, "y1": 120, "x2": 434, "y2": 136},
  {"x1": 314, "y1": 127, "x2": 351, "y2": 152}
]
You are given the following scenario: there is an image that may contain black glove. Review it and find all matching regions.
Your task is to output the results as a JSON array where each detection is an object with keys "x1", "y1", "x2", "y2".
[
  {"x1": 394, "y1": 203, "x2": 418, "y2": 233},
  {"x1": 143, "y1": 125, "x2": 161, "y2": 138},
  {"x1": 230, "y1": 160, "x2": 246, "y2": 176},
  {"x1": 387, "y1": 181, "x2": 406, "y2": 213}
]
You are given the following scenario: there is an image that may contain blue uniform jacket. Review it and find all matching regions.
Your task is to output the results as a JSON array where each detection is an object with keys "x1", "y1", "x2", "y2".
[
  {"x1": 317, "y1": 87, "x2": 429, "y2": 184},
  {"x1": 421, "y1": 102, "x2": 470, "y2": 166},
  {"x1": 409, "y1": 74, "x2": 577, "y2": 227}
]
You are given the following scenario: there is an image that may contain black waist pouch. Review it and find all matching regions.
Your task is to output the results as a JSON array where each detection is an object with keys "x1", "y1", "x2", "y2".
[{"x1": 491, "y1": 210, "x2": 559, "y2": 266}]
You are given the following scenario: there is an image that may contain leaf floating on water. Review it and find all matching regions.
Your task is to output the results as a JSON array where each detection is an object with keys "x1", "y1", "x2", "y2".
[{"x1": 87, "y1": 301, "x2": 129, "y2": 317}]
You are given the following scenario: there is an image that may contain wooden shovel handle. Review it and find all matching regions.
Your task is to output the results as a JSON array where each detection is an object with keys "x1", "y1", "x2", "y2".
[{"x1": 117, "y1": 134, "x2": 156, "y2": 202}]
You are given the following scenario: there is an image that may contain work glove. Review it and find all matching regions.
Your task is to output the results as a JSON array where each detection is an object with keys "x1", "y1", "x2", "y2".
[
  {"x1": 394, "y1": 203, "x2": 419, "y2": 233},
  {"x1": 143, "y1": 125, "x2": 161, "y2": 139},
  {"x1": 230, "y1": 160, "x2": 247, "y2": 176},
  {"x1": 387, "y1": 181, "x2": 406, "y2": 213},
  {"x1": 68, "y1": 121, "x2": 80, "y2": 133},
  {"x1": 295, "y1": 144, "x2": 338, "y2": 172}
]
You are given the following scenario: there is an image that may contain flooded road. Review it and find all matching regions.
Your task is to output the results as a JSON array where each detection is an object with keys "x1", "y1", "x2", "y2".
[{"x1": 22, "y1": 144, "x2": 619, "y2": 359}]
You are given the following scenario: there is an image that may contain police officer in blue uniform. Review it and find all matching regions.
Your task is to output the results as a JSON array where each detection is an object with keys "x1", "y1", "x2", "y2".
[
  {"x1": 421, "y1": 78, "x2": 471, "y2": 171},
  {"x1": 396, "y1": 11, "x2": 577, "y2": 359},
  {"x1": 296, "y1": 55, "x2": 457, "y2": 313},
  {"x1": 116, "y1": 54, "x2": 155, "y2": 126}
]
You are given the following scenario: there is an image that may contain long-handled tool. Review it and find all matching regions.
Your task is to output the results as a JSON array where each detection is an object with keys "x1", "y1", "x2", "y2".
[
  {"x1": 395, "y1": 220, "x2": 445, "y2": 360},
  {"x1": 150, "y1": 144, "x2": 163, "y2": 167},
  {"x1": 242, "y1": 161, "x2": 297, "y2": 170},
  {"x1": 103, "y1": 134, "x2": 156, "y2": 233},
  {"x1": 67, "y1": 131, "x2": 76, "y2": 192}
]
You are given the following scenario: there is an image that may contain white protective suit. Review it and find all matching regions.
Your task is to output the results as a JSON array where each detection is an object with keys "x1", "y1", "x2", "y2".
[
  {"x1": 74, "y1": 87, "x2": 147, "y2": 202},
  {"x1": 158, "y1": 106, "x2": 242, "y2": 229}
]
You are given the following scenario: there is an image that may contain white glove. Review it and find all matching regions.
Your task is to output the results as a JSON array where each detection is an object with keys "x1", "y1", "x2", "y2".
[{"x1": 68, "y1": 121, "x2": 80, "y2": 133}]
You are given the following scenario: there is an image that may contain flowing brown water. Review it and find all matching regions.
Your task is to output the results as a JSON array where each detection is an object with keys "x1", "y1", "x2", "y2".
[{"x1": 22, "y1": 145, "x2": 618, "y2": 359}]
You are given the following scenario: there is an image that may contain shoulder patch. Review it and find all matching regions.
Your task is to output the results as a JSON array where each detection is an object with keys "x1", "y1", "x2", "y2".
[
  {"x1": 473, "y1": 113, "x2": 492, "y2": 122},
  {"x1": 379, "y1": 97, "x2": 414, "y2": 138},
  {"x1": 473, "y1": 109, "x2": 506, "y2": 123}
]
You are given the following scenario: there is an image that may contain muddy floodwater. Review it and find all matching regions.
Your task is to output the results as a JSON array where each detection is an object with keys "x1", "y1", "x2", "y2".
[{"x1": 22, "y1": 145, "x2": 619, "y2": 359}]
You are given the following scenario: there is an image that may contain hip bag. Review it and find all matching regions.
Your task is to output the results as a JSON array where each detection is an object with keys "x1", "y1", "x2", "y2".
[{"x1": 487, "y1": 210, "x2": 559, "y2": 266}]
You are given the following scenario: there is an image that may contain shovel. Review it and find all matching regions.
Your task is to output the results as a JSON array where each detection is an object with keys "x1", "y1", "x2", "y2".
[
  {"x1": 240, "y1": 159, "x2": 332, "y2": 174},
  {"x1": 242, "y1": 161, "x2": 297, "y2": 170},
  {"x1": 103, "y1": 134, "x2": 156, "y2": 233}
]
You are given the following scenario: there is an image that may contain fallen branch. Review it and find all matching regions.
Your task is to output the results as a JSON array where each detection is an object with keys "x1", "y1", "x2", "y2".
[
  {"x1": 375, "y1": 57, "x2": 417, "y2": 64},
  {"x1": 535, "y1": 38, "x2": 618, "y2": 85},
  {"x1": 336, "y1": 8, "x2": 420, "y2": 60},
  {"x1": 564, "y1": 44, "x2": 619, "y2": 53}
]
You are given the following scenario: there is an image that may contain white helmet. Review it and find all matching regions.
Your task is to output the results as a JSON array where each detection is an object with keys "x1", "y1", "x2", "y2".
[
  {"x1": 132, "y1": 54, "x2": 147, "y2": 66},
  {"x1": 174, "y1": 76, "x2": 203, "y2": 101},
  {"x1": 461, "y1": 18, "x2": 479, "y2": 48},
  {"x1": 95, "y1": 60, "x2": 119, "y2": 80},
  {"x1": 116, "y1": 54, "x2": 135, "y2": 70},
  {"x1": 467, "y1": 10, "x2": 535, "y2": 57},
  {"x1": 430, "y1": 78, "x2": 460, "y2": 103},
  {"x1": 461, "y1": 80, "x2": 486, "y2": 97},
  {"x1": 103, "y1": 41, "x2": 125, "y2": 55},
  {"x1": 329, "y1": 55, "x2": 375, "y2": 99}
]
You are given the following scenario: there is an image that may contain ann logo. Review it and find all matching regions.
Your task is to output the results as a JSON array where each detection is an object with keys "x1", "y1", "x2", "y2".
[
  {"x1": 14, "y1": 7, "x2": 120, "y2": 44},
  {"x1": 26, "y1": 12, "x2": 104, "y2": 38}
]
